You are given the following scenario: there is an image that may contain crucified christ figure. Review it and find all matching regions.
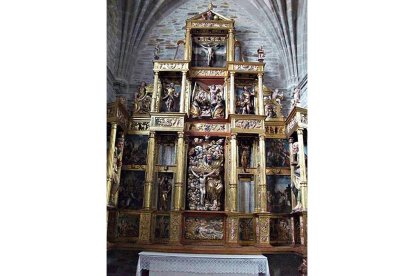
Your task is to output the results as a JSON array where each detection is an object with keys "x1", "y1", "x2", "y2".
[
  {"x1": 199, "y1": 43, "x2": 221, "y2": 67},
  {"x1": 190, "y1": 167, "x2": 216, "y2": 207}
]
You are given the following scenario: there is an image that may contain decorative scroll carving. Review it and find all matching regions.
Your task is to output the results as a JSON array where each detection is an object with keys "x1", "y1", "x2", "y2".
[
  {"x1": 154, "y1": 117, "x2": 184, "y2": 127},
  {"x1": 184, "y1": 217, "x2": 224, "y2": 240},
  {"x1": 234, "y1": 64, "x2": 259, "y2": 71},
  {"x1": 189, "y1": 69, "x2": 226, "y2": 78},
  {"x1": 235, "y1": 119, "x2": 262, "y2": 129},
  {"x1": 154, "y1": 62, "x2": 187, "y2": 71},
  {"x1": 191, "y1": 22, "x2": 231, "y2": 28},
  {"x1": 259, "y1": 217, "x2": 270, "y2": 243},
  {"x1": 129, "y1": 121, "x2": 150, "y2": 131},
  {"x1": 169, "y1": 213, "x2": 181, "y2": 243},
  {"x1": 188, "y1": 123, "x2": 227, "y2": 132},
  {"x1": 187, "y1": 137, "x2": 224, "y2": 211},
  {"x1": 227, "y1": 217, "x2": 238, "y2": 242},
  {"x1": 139, "y1": 212, "x2": 151, "y2": 242}
]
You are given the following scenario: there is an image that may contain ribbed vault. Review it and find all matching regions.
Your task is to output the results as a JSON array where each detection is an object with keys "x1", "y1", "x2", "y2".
[{"x1": 107, "y1": 0, "x2": 307, "y2": 111}]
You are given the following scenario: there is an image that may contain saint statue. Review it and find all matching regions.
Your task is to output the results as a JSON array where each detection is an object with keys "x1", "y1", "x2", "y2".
[
  {"x1": 291, "y1": 86, "x2": 300, "y2": 109},
  {"x1": 159, "y1": 176, "x2": 172, "y2": 211},
  {"x1": 238, "y1": 86, "x2": 255, "y2": 114},
  {"x1": 133, "y1": 81, "x2": 151, "y2": 114},
  {"x1": 162, "y1": 83, "x2": 179, "y2": 112},
  {"x1": 257, "y1": 45, "x2": 265, "y2": 62}
]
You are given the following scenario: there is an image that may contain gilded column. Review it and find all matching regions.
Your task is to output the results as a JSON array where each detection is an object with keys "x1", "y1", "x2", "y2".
[
  {"x1": 184, "y1": 27, "x2": 191, "y2": 60},
  {"x1": 180, "y1": 72, "x2": 186, "y2": 113},
  {"x1": 288, "y1": 137, "x2": 297, "y2": 208},
  {"x1": 229, "y1": 133, "x2": 238, "y2": 212},
  {"x1": 151, "y1": 72, "x2": 159, "y2": 112},
  {"x1": 106, "y1": 122, "x2": 117, "y2": 204},
  {"x1": 258, "y1": 73, "x2": 264, "y2": 115},
  {"x1": 229, "y1": 72, "x2": 235, "y2": 114},
  {"x1": 297, "y1": 128, "x2": 307, "y2": 210},
  {"x1": 144, "y1": 131, "x2": 156, "y2": 210},
  {"x1": 258, "y1": 134, "x2": 267, "y2": 212},
  {"x1": 228, "y1": 28, "x2": 234, "y2": 62},
  {"x1": 173, "y1": 131, "x2": 185, "y2": 211}
]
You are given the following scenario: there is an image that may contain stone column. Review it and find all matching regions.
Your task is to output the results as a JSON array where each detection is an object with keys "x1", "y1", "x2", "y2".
[
  {"x1": 258, "y1": 134, "x2": 267, "y2": 212},
  {"x1": 173, "y1": 131, "x2": 185, "y2": 211},
  {"x1": 297, "y1": 128, "x2": 307, "y2": 210},
  {"x1": 144, "y1": 131, "x2": 156, "y2": 210},
  {"x1": 106, "y1": 122, "x2": 117, "y2": 204},
  {"x1": 258, "y1": 73, "x2": 264, "y2": 115},
  {"x1": 229, "y1": 133, "x2": 238, "y2": 212},
  {"x1": 180, "y1": 72, "x2": 186, "y2": 113},
  {"x1": 151, "y1": 72, "x2": 159, "y2": 112},
  {"x1": 229, "y1": 72, "x2": 235, "y2": 114},
  {"x1": 228, "y1": 28, "x2": 234, "y2": 62},
  {"x1": 184, "y1": 27, "x2": 191, "y2": 60}
]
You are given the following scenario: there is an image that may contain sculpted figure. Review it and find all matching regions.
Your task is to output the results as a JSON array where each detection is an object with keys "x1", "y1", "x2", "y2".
[
  {"x1": 257, "y1": 45, "x2": 265, "y2": 62},
  {"x1": 162, "y1": 83, "x2": 179, "y2": 112},
  {"x1": 133, "y1": 81, "x2": 151, "y2": 114},
  {"x1": 239, "y1": 86, "x2": 255, "y2": 114},
  {"x1": 291, "y1": 86, "x2": 300, "y2": 109},
  {"x1": 206, "y1": 176, "x2": 223, "y2": 210},
  {"x1": 159, "y1": 176, "x2": 172, "y2": 211},
  {"x1": 240, "y1": 145, "x2": 250, "y2": 172},
  {"x1": 190, "y1": 167, "x2": 216, "y2": 207}
]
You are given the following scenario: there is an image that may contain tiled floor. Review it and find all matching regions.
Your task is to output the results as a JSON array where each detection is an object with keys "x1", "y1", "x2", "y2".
[{"x1": 107, "y1": 250, "x2": 303, "y2": 276}]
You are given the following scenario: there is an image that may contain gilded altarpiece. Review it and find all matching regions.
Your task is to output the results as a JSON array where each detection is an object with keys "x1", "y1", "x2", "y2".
[{"x1": 107, "y1": 4, "x2": 307, "y2": 257}]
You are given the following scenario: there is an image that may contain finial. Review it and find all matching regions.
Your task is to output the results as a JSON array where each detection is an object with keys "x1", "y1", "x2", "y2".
[{"x1": 208, "y1": 2, "x2": 214, "y2": 10}]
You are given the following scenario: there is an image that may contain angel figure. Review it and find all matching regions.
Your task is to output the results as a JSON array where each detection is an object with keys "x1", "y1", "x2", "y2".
[
  {"x1": 162, "y1": 83, "x2": 179, "y2": 112},
  {"x1": 190, "y1": 167, "x2": 216, "y2": 207}
]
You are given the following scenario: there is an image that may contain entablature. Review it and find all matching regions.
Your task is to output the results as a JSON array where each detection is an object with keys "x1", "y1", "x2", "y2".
[
  {"x1": 153, "y1": 60, "x2": 190, "y2": 72},
  {"x1": 107, "y1": 97, "x2": 129, "y2": 131},
  {"x1": 285, "y1": 107, "x2": 308, "y2": 137},
  {"x1": 227, "y1": 61, "x2": 265, "y2": 74}
]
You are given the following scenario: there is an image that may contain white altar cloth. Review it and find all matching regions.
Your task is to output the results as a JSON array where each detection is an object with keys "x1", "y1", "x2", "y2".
[{"x1": 136, "y1": 251, "x2": 270, "y2": 276}]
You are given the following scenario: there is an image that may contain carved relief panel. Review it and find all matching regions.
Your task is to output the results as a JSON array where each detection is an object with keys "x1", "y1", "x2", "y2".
[
  {"x1": 190, "y1": 80, "x2": 225, "y2": 119},
  {"x1": 186, "y1": 137, "x2": 225, "y2": 211}
]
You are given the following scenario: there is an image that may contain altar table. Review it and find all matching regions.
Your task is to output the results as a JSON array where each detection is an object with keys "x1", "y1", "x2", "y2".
[{"x1": 136, "y1": 251, "x2": 270, "y2": 276}]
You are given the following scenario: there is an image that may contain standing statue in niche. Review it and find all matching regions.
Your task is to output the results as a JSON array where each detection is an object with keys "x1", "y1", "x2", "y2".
[
  {"x1": 291, "y1": 142, "x2": 302, "y2": 212},
  {"x1": 240, "y1": 145, "x2": 250, "y2": 172},
  {"x1": 237, "y1": 86, "x2": 256, "y2": 114},
  {"x1": 159, "y1": 176, "x2": 172, "y2": 211},
  {"x1": 162, "y1": 83, "x2": 179, "y2": 112}
]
